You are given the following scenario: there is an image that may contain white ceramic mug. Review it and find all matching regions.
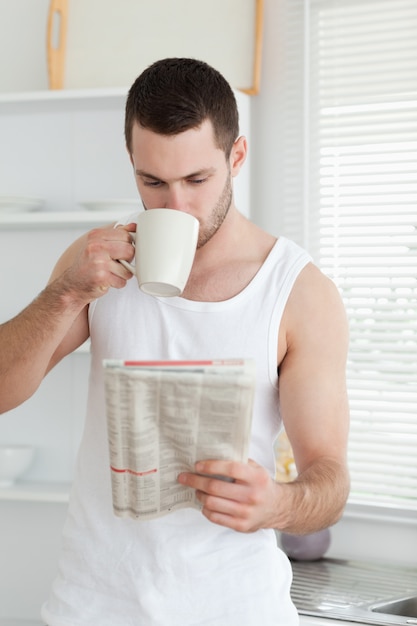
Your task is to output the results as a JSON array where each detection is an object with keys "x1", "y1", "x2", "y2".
[{"x1": 119, "y1": 209, "x2": 199, "y2": 297}]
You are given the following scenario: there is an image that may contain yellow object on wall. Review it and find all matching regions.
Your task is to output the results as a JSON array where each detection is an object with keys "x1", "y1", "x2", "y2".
[{"x1": 275, "y1": 430, "x2": 297, "y2": 482}]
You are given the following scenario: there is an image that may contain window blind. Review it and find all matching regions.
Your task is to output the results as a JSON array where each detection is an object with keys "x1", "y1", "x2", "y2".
[{"x1": 279, "y1": 0, "x2": 417, "y2": 510}]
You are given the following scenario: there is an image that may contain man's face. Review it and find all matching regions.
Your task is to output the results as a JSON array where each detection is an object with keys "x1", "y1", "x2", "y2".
[{"x1": 129, "y1": 119, "x2": 234, "y2": 248}]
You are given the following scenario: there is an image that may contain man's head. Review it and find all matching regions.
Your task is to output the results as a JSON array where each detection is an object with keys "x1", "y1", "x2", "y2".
[{"x1": 124, "y1": 58, "x2": 239, "y2": 159}]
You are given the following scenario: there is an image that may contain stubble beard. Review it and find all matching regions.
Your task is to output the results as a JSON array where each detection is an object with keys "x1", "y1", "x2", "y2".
[{"x1": 197, "y1": 175, "x2": 233, "y2": 249}]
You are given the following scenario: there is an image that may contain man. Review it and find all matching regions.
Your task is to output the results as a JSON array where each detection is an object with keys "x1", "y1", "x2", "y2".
[{"x1": 0, "y1": 58, "x2": 349, "y2": 625}]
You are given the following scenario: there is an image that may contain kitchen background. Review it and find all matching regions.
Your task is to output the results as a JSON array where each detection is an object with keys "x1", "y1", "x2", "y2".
[{"x1": 0, "y1": 0, "x2": 416, "y2": 623}]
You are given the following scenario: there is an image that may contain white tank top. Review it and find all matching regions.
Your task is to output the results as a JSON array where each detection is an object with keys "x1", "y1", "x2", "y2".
[{"x1": 42, "y1": 237, "x2": 311, "y2": 626}]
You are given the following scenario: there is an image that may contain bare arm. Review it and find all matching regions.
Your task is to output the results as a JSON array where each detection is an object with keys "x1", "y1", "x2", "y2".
[
  {"x1": 0, "y1": 223, "x2": 135, "y2": 414},
  {"x1": 274, "y1": 263, "x2": 350, "y2": 532},
  {"x1": 179, "y1": 264, "x2": 350, "y2": 534}
]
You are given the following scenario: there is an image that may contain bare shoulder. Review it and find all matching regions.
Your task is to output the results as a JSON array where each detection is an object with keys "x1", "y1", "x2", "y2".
[
  {"x1": 280, "y1": 262, "x2": 349, "y2": 362},
  {"x1": 288, "y1": 262, "x2": 346, "y2": 316}
]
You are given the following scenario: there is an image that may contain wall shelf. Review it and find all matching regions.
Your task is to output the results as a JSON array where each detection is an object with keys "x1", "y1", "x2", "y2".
[
  {"x1": 0, "y1": 482, "x2": 70, "y2": 503},
  {"x1": 0, "y1": 210, "x2": 130, "y2": 230},
  {"x1": 0, "y1": 87, "x2": 129, "y2": 113}
]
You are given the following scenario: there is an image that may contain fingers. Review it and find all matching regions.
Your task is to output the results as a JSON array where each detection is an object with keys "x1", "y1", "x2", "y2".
[
  {"x1": 109, "y1": 227, "x2": 136, "y2": 275},
  {"x1": 182, "y1": 472, "x2": 244, "y2": 501},
  {"x1": 59, "y1": 224, "x2": 137, "y2": 301},
  {"x1": 179, "y1": 459, "x2": 258, "y2": 497},
  {"x1": 179, "y1": 471, "x2": 253, "y2": 531},
  {"x1": 198, "y1": 499, "x2": 254, "y2": 533},
  {"x1": 178, "y1": 458, "x2": 276, "y2": 532},
  {"x1": 119, "y1": 221, "x2": 137, "y2": 232},
  {"x1": 194, "y1": 459, "x2": 255, "y2": 482},
  {"x1": 85, "y1": 225, "x2": 135, "y2": 280}
]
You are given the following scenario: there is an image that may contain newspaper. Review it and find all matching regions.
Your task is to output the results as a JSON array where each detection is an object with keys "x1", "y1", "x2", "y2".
[{"x1": 103, "y1": 359, "x2": 256, "y2": 521}]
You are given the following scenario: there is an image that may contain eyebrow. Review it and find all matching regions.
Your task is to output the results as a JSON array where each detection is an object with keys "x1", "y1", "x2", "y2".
[{"x1": 135, "y1": 167, "x2": 216, "y2": 182}]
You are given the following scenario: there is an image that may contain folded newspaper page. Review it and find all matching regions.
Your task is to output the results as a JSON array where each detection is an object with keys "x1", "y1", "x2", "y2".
[{"x1": 103, "y1": 359, "x2": 256, "y2": 521}]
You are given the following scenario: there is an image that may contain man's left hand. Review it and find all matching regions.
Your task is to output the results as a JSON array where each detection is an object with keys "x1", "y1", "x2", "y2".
[{"x1": 178, "y1": 459, "x2": 279, "y2": 533}]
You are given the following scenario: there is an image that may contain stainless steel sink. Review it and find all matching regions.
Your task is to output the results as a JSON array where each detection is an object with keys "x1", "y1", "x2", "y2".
[
  {"x1": 290, "y1": 557, "x2": 417, "y2": 625},
  {"x1": 371, "y1": 596, "x2": 417, "y2": 618}
]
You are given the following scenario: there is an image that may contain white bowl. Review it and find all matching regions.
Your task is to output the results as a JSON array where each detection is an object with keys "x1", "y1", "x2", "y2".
[
  {"x1": 0, "y1": 621, "x2": 43, "y2": 626},
  {"x1": 0, "y1": 196, "x2": 44, "y2": 213},
  {"x1": 80, "y1": 199, "x2": 140, "y2": 212},
  {"x1": 0, "y1": 446, "x2": 35, "y2": 487}
]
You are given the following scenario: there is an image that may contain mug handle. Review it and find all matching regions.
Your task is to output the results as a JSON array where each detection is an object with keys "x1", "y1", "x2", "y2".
[{"x1": 118, "y1": 232, "x2": 136, "y2": 273}]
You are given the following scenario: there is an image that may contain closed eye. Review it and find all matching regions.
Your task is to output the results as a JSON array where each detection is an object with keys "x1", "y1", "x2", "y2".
[
  {"x1": 136, "y1": 168, "x2": 214, "y2": 187},
  {"x1": 143, "y1": 179, "x2": 164, "y2": 188}
]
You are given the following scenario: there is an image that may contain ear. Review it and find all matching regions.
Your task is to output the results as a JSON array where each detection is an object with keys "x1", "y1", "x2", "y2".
[{"x1": 229, "y1": 135, "x2": 247, "y2": 177}]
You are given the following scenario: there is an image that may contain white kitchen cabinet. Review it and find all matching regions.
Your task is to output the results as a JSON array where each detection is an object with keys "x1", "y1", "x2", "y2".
[
  {"x1": 0, "y1": 88, "x2": 250, "y2": 217},
  {"x1": 0, "y1": 87, "x2": 251, "y2": 502}
]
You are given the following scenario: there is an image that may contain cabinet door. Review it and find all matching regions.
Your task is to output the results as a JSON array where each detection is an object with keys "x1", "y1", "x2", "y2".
[{"x1": 0, "y1": 0, "x2": 50, "y2": 92}]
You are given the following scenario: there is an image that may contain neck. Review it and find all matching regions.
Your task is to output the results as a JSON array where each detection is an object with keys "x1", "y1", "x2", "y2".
[
  {"x1": 182, "y1": 208, "x2": 277, "y2": 302},
  {"x1": 194, "y1": 206, "x2": 248, "y2": 268}
]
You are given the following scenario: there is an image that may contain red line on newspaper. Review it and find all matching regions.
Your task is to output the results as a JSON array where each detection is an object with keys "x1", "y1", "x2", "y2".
[{"x1": 110, "y1": 466, "x2": 157, "y2": 477}]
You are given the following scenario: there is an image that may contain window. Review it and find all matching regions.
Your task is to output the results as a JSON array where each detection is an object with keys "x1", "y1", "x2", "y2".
[{"x1": 277, "y1": 0, "x2": 417, "y2": 510}]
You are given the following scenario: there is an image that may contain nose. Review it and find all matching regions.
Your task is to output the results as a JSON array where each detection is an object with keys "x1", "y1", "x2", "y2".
[{"x1": 164, "y1": 184, "x2": 185, "y2": 211}]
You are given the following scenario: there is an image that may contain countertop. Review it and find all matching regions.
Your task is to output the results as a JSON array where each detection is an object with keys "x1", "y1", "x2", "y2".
[
  {"x1": 291, "y1": 557, "x2": 417, "y2": 626},
  {"x1": 300, "y1": 618, "x2": 355, "y2": 626}
]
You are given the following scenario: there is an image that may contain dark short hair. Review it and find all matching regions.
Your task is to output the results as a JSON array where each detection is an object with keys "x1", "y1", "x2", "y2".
[{"x1": 125, "y1": 58, "x2": 239, "y2": 158}]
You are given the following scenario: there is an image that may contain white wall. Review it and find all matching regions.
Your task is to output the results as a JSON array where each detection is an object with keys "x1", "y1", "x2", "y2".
[
  {"x1": 0, "y1": 502, "x2": 67, "y2": 621},
  {"x1": 250, "y1": 0, "x2": 289, "y2": 235}
]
